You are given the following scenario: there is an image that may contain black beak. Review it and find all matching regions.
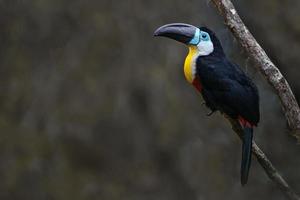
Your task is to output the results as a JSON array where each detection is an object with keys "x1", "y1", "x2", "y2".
[{"x1": 154, "y1": 23, "x2": 198, "y2": 44}]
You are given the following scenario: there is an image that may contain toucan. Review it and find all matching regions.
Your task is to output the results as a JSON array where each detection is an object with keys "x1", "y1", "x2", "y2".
[{"x1": 154, "y1": 23, "x2": 259, "y2": 185}]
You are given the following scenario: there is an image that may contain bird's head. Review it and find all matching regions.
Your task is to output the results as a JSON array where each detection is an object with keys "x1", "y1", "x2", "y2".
[{"x1": 154, "y1": 23, "x2": 224, "y2": 56}]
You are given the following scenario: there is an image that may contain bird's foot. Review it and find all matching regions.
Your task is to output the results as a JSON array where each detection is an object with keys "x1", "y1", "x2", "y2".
[{"x1": 206, "y1": 110, "x2": 215, "y2": 116}]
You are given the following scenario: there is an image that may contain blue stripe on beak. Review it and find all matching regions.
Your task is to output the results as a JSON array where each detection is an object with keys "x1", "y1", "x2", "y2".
[{"x1": 189, "y1": 28, "x2": 200, "y2": 45}]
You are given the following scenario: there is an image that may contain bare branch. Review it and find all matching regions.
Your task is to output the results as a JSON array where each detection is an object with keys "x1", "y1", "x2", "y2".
[
  {"x1": 226, "y1": 116, "x2": 300, "y2": 200},
  {"x1": 211, "y1": 0, "x2": 300, "y2": 141}
]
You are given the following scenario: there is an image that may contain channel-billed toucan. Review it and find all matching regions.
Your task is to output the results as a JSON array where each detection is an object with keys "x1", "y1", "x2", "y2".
[{"x1": 154, "y1": 23, "x2": 259, "y2": 185}]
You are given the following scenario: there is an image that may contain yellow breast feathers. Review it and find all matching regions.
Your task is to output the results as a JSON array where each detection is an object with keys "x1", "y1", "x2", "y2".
[{"x1": 184, "y1": 46, "x2": 199, "y2": 83}]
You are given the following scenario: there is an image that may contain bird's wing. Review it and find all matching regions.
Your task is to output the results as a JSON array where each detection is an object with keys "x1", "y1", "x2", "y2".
[{"x1": 197, "y1": 60, "x2": 260, "y2": 125}]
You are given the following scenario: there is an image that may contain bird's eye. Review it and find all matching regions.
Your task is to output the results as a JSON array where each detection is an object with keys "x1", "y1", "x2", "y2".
[{"x1": 202, "y1": 34, "x2": 207, "y2": 38}]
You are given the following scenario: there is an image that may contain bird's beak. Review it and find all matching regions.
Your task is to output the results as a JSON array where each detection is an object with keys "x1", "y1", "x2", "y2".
[{"x1": 154, "y1": 23, "x2": 198, "y2": 44}]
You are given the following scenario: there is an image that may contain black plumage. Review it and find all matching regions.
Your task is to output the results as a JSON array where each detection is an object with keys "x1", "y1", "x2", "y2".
[{"x1": 197, "y1": 56, "x2": 260, "y2": 125}]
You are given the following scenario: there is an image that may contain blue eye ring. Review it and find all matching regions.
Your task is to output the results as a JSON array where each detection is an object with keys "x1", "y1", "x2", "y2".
[{"x1": 201, "y1": 32, "x2": 209, "y2": 41}]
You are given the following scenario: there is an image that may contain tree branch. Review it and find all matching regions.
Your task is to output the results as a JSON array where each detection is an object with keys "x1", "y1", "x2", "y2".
[
  {"x1": 211, "y1": 0, "x2": 300, "y2": 141},
  {"x1": 208, "y1": 0, "x2": 300, "y2": 198},
  {"x1": 226, "y1": 116, "x2": 300, "y2": 200}
]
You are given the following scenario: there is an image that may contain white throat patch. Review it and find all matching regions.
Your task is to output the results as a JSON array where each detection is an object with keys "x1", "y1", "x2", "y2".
[{"x1": 197, "y1": 40, "x2": 214, "y2": 56}]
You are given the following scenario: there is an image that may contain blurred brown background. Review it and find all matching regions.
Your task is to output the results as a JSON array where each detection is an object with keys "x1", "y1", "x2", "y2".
[{"x1": 0, "y1": 0, "x2": 300, "y2": 199}]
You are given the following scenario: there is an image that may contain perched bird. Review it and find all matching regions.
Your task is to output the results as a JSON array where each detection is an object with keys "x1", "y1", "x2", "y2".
[{"x1": 154, "y1": 23, "x2": 259, "y2": 185}]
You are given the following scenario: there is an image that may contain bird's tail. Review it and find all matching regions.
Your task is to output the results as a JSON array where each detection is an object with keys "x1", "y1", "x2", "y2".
[{"x1": 241, "y1": 127, "x2": 253, "y2": 186}]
